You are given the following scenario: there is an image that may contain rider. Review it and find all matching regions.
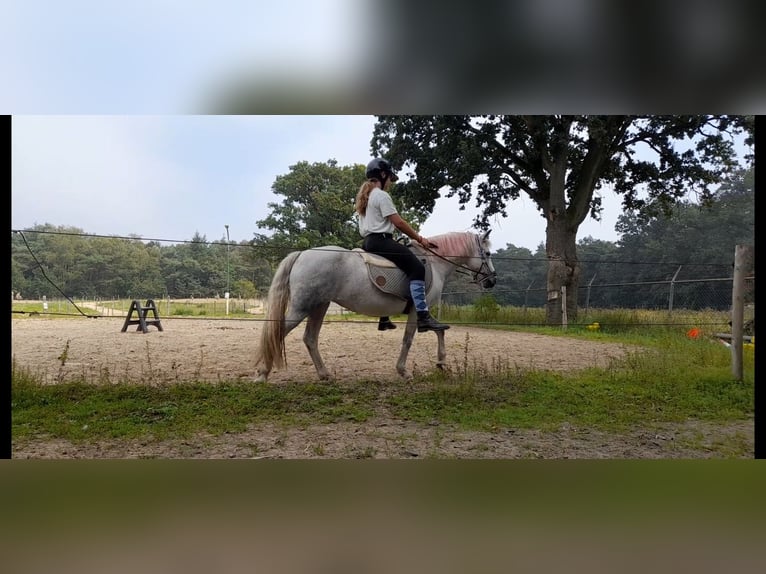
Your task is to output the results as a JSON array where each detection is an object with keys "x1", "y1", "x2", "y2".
[{"x1": 355, "y1": 158, "x2": 449, "y2": 333}]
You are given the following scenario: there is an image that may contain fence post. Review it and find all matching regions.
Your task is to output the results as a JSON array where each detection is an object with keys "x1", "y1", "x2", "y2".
[
  {"x1": 561, "y1": 286, "x2": 567, "y2": 329},
  {"x1": 668, "y1": 266, "x2": 682, "y2": 314},
  {"x1": 524, "y1": 281, "x2": 534, "y2": 311},
  {"x1": 585, "y1": 273, "x2": 597, "y2": 315},
  {"x1": 731, "y1": 244, "x2": 753, "y2": 381}
]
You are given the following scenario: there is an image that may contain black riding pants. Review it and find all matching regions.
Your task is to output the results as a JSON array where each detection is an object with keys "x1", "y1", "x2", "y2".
[{"x1": 362, "y1": 233, "x2": 425, "y2": 281}]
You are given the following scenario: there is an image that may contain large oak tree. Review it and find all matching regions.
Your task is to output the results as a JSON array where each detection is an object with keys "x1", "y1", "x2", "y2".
[{"x1": 372, "y1": 115, "x2": 752, "y2": 324}]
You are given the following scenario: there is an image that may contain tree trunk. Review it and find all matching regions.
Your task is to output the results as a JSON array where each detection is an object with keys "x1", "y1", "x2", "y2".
[{"x1": 545, "y1": 219, "x2": 580, "y2": 325}]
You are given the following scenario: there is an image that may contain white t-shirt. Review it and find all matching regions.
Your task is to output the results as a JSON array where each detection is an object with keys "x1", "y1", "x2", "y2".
[{"x1": 358, "y1": 188, "x2": 398, "y2": 236}]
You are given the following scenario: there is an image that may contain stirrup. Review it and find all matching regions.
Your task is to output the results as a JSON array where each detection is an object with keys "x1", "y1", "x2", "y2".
[{"x1": 417, "y1": 313, "x2": 450, "y2": 333}]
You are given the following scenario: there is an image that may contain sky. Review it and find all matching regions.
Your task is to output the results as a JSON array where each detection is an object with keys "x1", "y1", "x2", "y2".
[
  {"x1": 11, "y1": 114, "x2": 627, "y2": 251},
  {"x1": 1, "y1": 1, "x2": 366, "y2": 114},
  {"x1": 3, "y1": 1, "x2": 762, "y2": 114},
  {"x1": 6, "y1": 2, "x2": 757, "y2": 252}
]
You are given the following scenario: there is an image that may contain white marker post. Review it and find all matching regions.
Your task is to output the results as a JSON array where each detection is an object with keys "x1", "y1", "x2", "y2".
[{"x1": 225, "y1": 224, "x2": 231, "y2": 316}]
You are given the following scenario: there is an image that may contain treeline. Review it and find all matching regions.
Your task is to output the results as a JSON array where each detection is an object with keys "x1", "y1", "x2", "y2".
[
  {"x1": 11, "y1": 229, "x2": 277, "y2": 301},
  {"x1": 483, "y1": 168, "x2": 754, "y2": 310},
  {"x1": 11, "y1": 169, "x2": 753, "y2": 310}
]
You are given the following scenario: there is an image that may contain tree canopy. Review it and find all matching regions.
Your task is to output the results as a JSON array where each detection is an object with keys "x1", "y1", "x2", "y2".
[
  {"x1": 12, "y1": 165, "x2": 752, "y2": 314},
  {"x1": 254, "y1": 159, "x2": 365, "y2": 252},
  {"x1": 371, "y1": 115, "x2": 753, "y2": 323}
]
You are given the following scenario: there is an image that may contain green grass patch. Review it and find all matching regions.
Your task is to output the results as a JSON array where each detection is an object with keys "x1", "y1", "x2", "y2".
[
  {"x1": 384, "y1": 331, "x2": 752, "y2": 434},
  {"x1": 12, "y1": 365, "x2": 379, "y2": 443},
  {"x1": 12, "y1": 299, "x2": 262, "y2": 319},
  {"x1": 436, "y1": 304, "x2": 732, "y2": 335},
  {"x1": 12, "y1": 307, "x2": 753, "y2": 455},
  {"x1": 11, "y1": 301, "x2": 102, "y2": 318}
]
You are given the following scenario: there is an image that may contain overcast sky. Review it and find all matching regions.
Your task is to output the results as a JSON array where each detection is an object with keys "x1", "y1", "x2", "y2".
[
  {"x1": 5, "y1": 2, "x2": 754, "y2": 252},
  {"x1": 11, "y1": 114, "x2": 629, "y2": 251}
]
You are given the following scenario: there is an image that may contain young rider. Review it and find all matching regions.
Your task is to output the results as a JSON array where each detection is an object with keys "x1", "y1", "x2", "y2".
[{"x1": 355, "y1": 158, "x2": 449, "y2": 333}]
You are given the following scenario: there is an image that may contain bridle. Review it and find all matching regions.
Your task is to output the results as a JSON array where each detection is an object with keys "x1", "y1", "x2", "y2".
[
  {"x1": 470, "y1": 234, "x2": 497, "y2": 286},
  {"x1": 420, "y1": 233, "x2": 497, "y2": 286}
]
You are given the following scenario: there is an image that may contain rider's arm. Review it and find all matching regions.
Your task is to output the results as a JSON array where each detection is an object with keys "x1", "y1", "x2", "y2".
[{"x1": 389, "y1": 214, "x2": 438, "y2": 249}]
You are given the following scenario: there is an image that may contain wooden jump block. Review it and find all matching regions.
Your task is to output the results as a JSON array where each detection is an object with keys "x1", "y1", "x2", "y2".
[{"x1": 121, "y1": 299, "x2": 164, "y2": 333}]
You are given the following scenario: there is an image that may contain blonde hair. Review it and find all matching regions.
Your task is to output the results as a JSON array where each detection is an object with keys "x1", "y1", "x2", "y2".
[{"x1": 355, "y1": 179, "x2": 379, "y2": 216}]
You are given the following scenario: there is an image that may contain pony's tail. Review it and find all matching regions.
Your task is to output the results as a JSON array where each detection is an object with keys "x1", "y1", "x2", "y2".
[{"x1": 255, "y1": 251, "x2": 301, "y2": 370}]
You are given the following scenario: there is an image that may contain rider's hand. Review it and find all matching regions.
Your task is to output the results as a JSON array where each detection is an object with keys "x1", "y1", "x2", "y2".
[{"x1": 417, "y1": 235, "x2": 438, "y2": 249}]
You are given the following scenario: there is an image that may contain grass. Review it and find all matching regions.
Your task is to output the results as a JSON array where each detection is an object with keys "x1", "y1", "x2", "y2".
[
  {"x1": 11, "y1": 305, "x2": 754, "y2": 456},
  {"x1": 11, "y1": 298, "x2": 262, "y2": 319},
  {"x1": 12, "y1": 365, "x2": 382, "y2": 442},
  {"x1": 13, "y1": 299, "x2": 742, "y2": 339}
]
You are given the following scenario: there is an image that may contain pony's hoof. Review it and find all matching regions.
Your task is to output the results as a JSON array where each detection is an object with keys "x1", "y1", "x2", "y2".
[{"x1": 436, "y1": 363, "x2": 446, "y2": 370}]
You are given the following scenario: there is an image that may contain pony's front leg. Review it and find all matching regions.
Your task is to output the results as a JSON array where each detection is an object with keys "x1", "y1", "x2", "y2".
[
  {"x1": 435, "y1": 330, "x2": 447, "y2": 369},
  {"x1": 395, "y1": 316, "x2": 418, "y2": 380}
]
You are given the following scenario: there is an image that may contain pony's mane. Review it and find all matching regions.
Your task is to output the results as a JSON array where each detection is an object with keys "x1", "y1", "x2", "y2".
[{"x1": 427, "y1": 231, "x2": 479, "y2": 257}]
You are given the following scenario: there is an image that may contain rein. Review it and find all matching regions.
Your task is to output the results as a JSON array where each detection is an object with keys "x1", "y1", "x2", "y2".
[{"x1": 419, "y1": 234, "x2": 495, "y2": 285}]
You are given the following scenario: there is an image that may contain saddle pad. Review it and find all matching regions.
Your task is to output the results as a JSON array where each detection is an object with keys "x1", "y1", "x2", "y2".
[
  {"x1": 353, "y1": 248, "x2": 433, "y2": 300},
  {"x1": 352, "y1": 249, "x2": 399, "y2": 268}
]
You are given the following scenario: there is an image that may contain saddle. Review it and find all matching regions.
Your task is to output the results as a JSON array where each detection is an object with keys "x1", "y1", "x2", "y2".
[{"x1": 353, "y1": 248, "x2": 433, "y2": 301}]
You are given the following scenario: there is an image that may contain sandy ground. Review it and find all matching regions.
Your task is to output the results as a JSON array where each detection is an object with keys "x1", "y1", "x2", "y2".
[
  {"x1": 10, "y1": 316, "x2": 754, "y2": 459},
  {"x1": 11, "y1": 315, "x2": 634, "y2": 385}
]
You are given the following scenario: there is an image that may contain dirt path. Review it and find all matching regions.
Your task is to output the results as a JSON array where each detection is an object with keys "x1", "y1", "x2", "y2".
[{"x1": 11, "y1": 316, "x2": 634, "y2": 385}]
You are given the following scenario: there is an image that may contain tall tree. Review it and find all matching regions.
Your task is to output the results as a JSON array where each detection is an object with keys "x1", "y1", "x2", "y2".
[
  {"x1": 255, "y1": 160, "x2": 366, "y2": 252},
  {"x1": 372, "y1": 115, "x2": 752, "y2": 324},
  {"x1": 252, "y1": 158, "x2": 436, "y2": 275}
]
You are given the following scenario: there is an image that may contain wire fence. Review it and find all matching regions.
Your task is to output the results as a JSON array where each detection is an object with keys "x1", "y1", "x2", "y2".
[
  {"x1": 443, "y1": 276, "x2": 755, "y2": 314},
  {"x1": 10, "y1": 296, "x2": 267, "y2": 318},
  {"x1": 11, "y1": 226, "x2": 755, "y2": 330},
  {"x1": 14, "y1": 274, "x2": 755, "y2": 329}
]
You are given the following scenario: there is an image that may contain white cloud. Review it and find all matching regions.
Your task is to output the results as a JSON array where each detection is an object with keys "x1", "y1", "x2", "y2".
[
  {"x1": 11, "y1": 114, "x2": 626, "y2": 249},
  {"x1": 12, "y1": 116, "x2": 199, "y2": 236},
  {"x1": 2, "y1": 1, "x2": 363, "y2": 113}
]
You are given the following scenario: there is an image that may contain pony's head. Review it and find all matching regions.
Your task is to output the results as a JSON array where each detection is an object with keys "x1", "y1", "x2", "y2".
[
  {"x1": 475, "y1": 230, "x2": 497, "y2": 289},
  {"x1": 426, "y1": 230, "x2": 497, "y2": 289}
]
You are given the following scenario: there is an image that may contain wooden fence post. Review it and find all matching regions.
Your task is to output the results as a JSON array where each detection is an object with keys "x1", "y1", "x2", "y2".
[
  {"x1": 731, "y1": 244, "x2": 753, "y2": 381},
  {"x1": 561, "y1": 286, "x2": 567, "y2": 329}
]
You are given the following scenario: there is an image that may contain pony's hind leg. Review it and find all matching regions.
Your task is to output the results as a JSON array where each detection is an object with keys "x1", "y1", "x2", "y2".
[
  {"x1": 302, "y1": 302, "x2": 331, "y2": 380},
  {"x1": 255, "y1": 310, "x2": 308, "y2": 383}
]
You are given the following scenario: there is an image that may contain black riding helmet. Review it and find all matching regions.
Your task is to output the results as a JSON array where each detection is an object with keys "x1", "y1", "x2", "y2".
[{"x1": 366, "y1": 158, "x2": 399, "y2": 182}]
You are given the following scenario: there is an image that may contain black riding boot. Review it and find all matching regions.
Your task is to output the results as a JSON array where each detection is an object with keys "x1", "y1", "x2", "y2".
[
  {"x1": 378, "y1": 317, "x2": 397, "y2": 330},
  {"x1": 417, "y1": 311, "x2": 450, "y2": 333}
]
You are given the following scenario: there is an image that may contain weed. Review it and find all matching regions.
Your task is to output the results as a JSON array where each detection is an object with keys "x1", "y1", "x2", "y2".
[{"x1": 55, "y1": 340, "x2": 71, "y2": 383}]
